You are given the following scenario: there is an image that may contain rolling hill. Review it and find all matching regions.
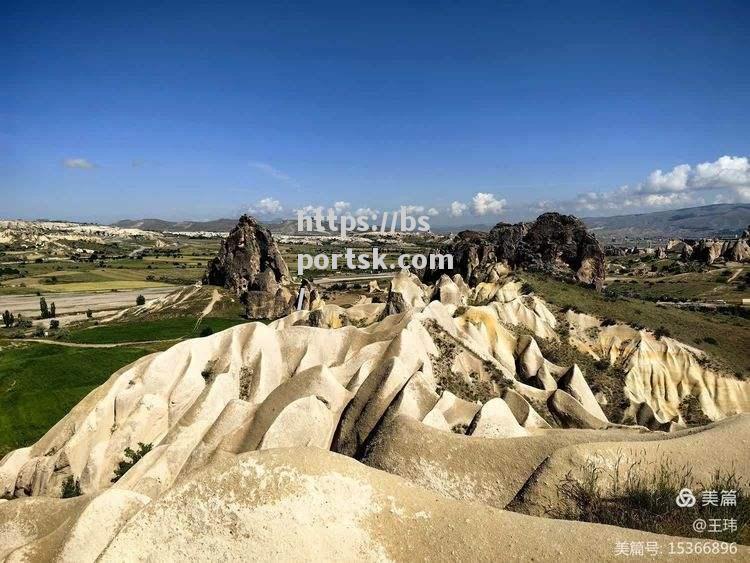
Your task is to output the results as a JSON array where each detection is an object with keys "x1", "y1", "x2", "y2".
[{"x1": 583, "y1": 203, "x2": 750, "y2": 241}]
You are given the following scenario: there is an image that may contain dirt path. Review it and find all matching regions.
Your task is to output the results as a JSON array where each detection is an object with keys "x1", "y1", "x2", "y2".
[
  {"x1": 727, "y1": 268, "x2": 743, "y2": 283},
  {"x1": 196, "y1": 288, "x2": 221, "y2": 326}
]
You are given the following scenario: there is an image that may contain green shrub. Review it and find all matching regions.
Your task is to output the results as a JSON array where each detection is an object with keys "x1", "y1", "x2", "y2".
[
  {"x1": 199, "y1": 326, "x2": 214, "y2": 337},
  {"x1": 2, "y1": 310, "x2": 14, "y2": 328},
  {"x1": 61, "y1": 476, "x2": 82, "y2": 498},
  {"x1": 135, "y1": 295, "x2": 146, "y2": 306},
  {"x1": 654, "y1": 326, "x2": 671, "y2": 340},
  {"x1": 111, "y1": 442, "x2": 153, "y2": 483}
]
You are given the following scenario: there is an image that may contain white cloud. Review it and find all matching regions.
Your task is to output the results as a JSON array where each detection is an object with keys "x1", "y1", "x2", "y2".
[
  {"x1": 293, "y1": 204, "x2": 323, "y2": 216},
  {"x1": 333, "y1": 201, "x2": 350, "y2": 213},
  {"x1": 401, "y1": 205, "x2": 425, "y2": 214},
  {"x1": 249, "y1": 161, "x2": 299, "y2": 186},
  {"x1": 248, "y1": 197, "x2": 283, "y2": 215},
  {"x1": 570, "y1": 156, "x2": 750, "y2": 212},
  {"x1": 472, "y1": 192, "x2": 507, "y2": 215},
  {"x1": 529, "y1": 200, "x2": 555, "y2": 214},
  {"x1": 642, "y1": 164, "x2": 691, "y2": 193},
  {"x1": 636, "y1": 156, "x2": 750, "y2": 196},
  {"x1": 693, "y1": 155, "x2": 750, "y2": 190},
  {"x1": 427, "y1": 207, "x2": 439, "y2": 216},
  {"x1": 449, "y1": 201, "x2": 468, "y2": 217},
  {"x1": 64, "y1": 158, "x2": 95, "y2": 169},
  {"x1": 354, "y1": 207, "x2": 379, "y2": 218}
]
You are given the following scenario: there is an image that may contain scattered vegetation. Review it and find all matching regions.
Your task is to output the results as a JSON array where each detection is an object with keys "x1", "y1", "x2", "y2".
[
  {"x1": 451, "y1": 423, "x2": 469, "y2": 434},
  {"x1": 201, "y1": 359, "x2": 217, "y2": 381},
  {"x1": 111, "y1": 442, "x2": 153, "y2": 483},
  {"x1": 135, "y1": 294, "x2": 146, "y2": 306},
  {"x1": 523, "y1": 272, "x2": 750, "y2": 379},
  {"x1": 678, "y1": 394, "x2": 713, "y2": 426},
  {"x1": 520, "y1": 282, "x2": 534, "y2": 295},
  {"x1": 425, "y1": 320, "x2": 511, "y2": 404},
  {"x1": 39, "y1": 297, "x2": 49, "y2": 319},
  {"x1": 545, "y1": 457, "x2": 749, "y2": 544},
  {"x1": 654, "y1": 326, "x2": 671, "y2": 340},
  {"x1": 536, "y1": 327, "x2": 630, "y2": 422},
  {"x1": 61, "y1": 476, "x2": 82, "y2": 498}
]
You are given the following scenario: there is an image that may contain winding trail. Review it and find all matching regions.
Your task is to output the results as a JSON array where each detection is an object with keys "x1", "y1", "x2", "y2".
[{"x1": 195, "y1": 288, "x2": 221, "y2": 329}]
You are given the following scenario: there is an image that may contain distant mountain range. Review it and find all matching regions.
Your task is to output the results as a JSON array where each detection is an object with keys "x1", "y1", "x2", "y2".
[
  {"x1": 113, "y1": 203, "x2": 750, "y2": 240},
  {"x1": 582, "y1": 203, "x2": 750, "y2": 241},
  {"x1": 113, "y1": 218, "x2": 240, "y2": 232}
]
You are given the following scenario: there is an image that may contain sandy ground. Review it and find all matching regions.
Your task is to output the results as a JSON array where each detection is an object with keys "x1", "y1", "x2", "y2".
[{"x1": 0, "y1": 287, "x2": 181, "y2": 318}]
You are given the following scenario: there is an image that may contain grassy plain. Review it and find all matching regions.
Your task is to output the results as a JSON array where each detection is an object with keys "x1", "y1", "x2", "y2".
[
  {"x1": 62, "y1": 316, "x2": 248, "y2": 344},
  {"x1": 0, "y1": 340, "x2": 165, "y2": 456}
]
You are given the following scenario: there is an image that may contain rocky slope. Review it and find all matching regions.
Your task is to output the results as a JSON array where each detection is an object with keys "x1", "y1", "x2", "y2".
[{"x1": 1, "y1": 268, "x2": 748, "y2": 560}]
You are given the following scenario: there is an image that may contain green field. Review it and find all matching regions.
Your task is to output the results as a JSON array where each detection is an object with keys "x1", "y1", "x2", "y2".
[
  {"x1": 0, "y1": 315, "x2": 251, "y2": 456},
  {"x1": 63, "y1": 317, "x2": 249, "y2": 344},
  {"x1": 0, "y1": 341, "x2": 162, "y2": 456},
  {"x1": 523, "y1": 273, "x2": 750, "y2": 378},
  {"x1": 0, "y1": 236, "x2": 220, "y2": 296},
  {"x1": 606, "y1": 266, "x2": 748, "y2": 304}
]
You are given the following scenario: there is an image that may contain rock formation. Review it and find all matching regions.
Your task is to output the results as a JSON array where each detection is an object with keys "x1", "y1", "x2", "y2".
[
  {"x1": 204, "y1": 214, "x2": 290, "y2": 294},
  {"x1": 424, "y1": 213, "x2": 606, "y2": 286},
  {"x1": 1, "y1": 269, "x2": 749, "y2": 560},
  {"x1": 661, "y1": 230, "x2": 750, "y2": 265},
  {"x1": 203, "y1": 215, "x2": 294, "y2": 319}
]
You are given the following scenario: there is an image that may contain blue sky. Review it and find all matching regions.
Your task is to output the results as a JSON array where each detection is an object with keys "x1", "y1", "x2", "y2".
[{"x1": 2, "y1": 0, "x2": 749, "y2": 224}]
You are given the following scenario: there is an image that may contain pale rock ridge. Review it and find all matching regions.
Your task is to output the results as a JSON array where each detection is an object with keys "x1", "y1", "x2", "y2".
[
  {"x1": 1, "y1": 270, "x2": 749, "y2": 560},
  {"x1": 565, "y1": 310, "x2": 750, "y2": 426}
]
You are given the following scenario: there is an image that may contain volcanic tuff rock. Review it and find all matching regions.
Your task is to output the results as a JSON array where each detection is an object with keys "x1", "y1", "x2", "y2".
[
  {"x1": 203, "y1": 215, "x2": 296, "y2": 318},
  {"x1": 423, "y1": 212, "x2": 606, "y2": 286},
  {"x1": 659, "y1": 228, "x2": 750, "y2": 265},
  {"x1": 203, "y1": 214, "x2": 290, "y2": 295},
  {"x1": 2, "y1": 270, "x2": 749, "y2": 560}
]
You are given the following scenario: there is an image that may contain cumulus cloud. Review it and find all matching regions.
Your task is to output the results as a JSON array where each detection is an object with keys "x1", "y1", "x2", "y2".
[
  {"x1": 636, "y1": 156, "x2": 749, "y2": 196},
  {"x1": 400, "y1": 205, "x2": 425, "y2": 214},
  {"x1": 64, "y1": 158, "x2": 95, "y2": 169},
  {"x1": 472, "y1": 192, "x2": 507, "y2": 215},
  {"x1": 248, "y1": 197, "x2": 283, "y2": 215},
  {"x1": 333, "y1": 201, "x2": 350, "y2": 213},
  {"x1": 449, "y1": 201, "x2": 468, "y2": 217},
  {"x1": 354, "y1": 207, "x2": 379, "y2": 218},
  {"x1": 427, "y1": 207, "x2": 439, "y2": 216},
  {"x1": 569, "y1": 156, "x2": 750, "y2": 213}
]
